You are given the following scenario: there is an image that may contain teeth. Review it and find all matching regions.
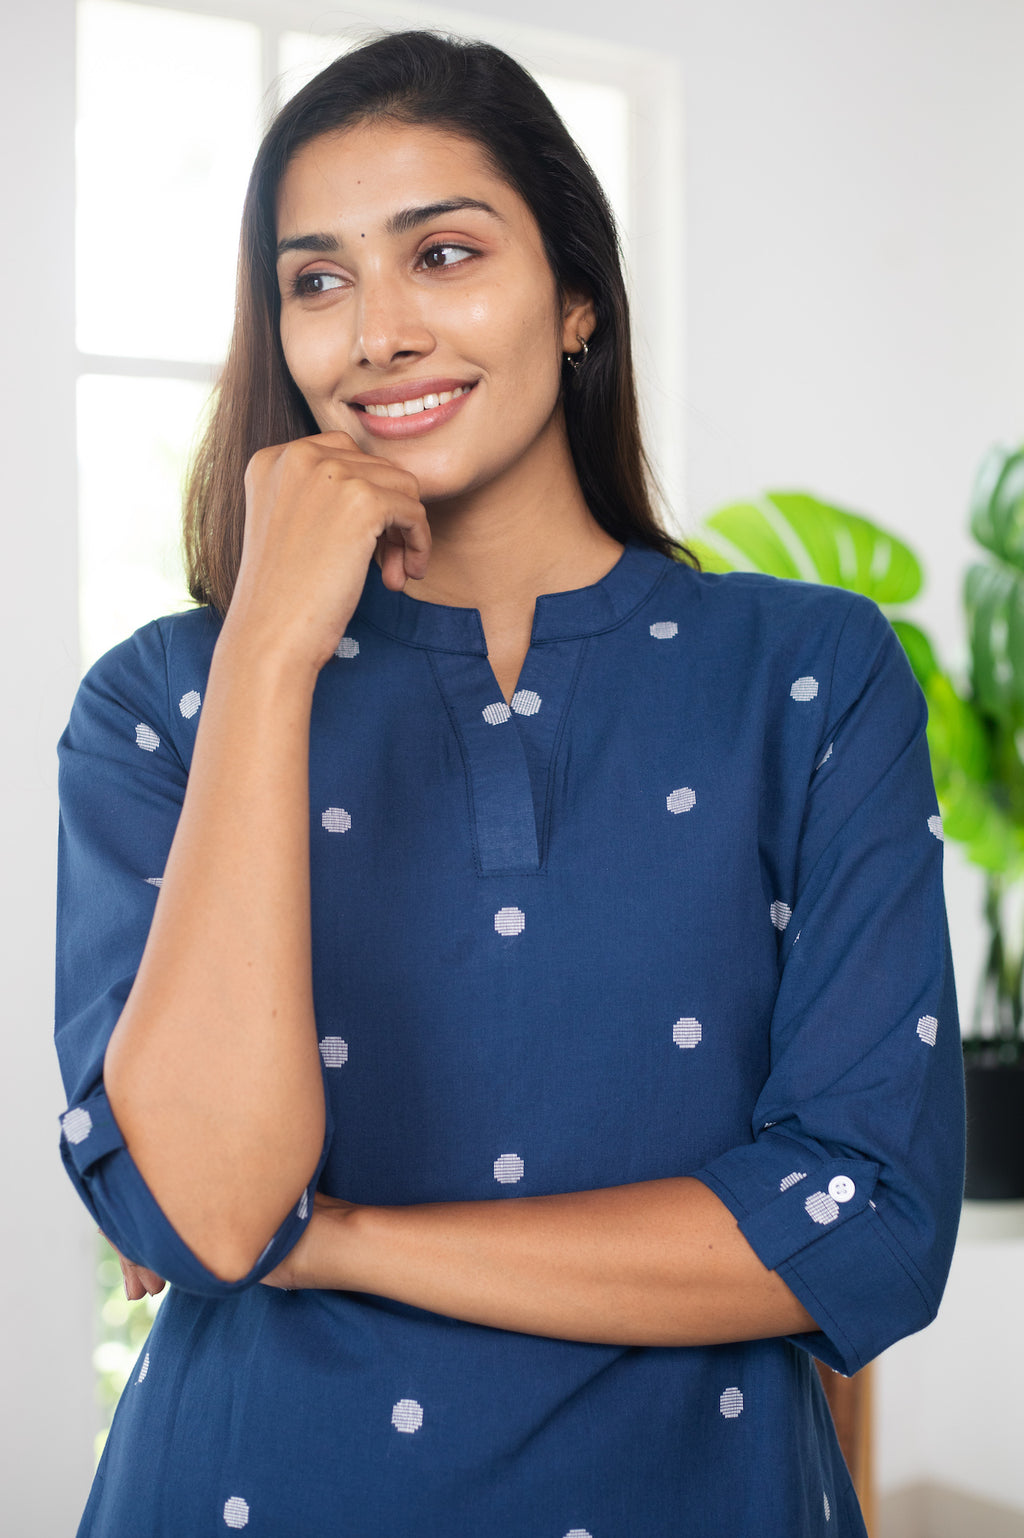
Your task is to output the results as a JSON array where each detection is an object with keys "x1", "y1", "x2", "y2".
[{"x1": 363, "y1": 385, "x2": 470, "y2": 418}]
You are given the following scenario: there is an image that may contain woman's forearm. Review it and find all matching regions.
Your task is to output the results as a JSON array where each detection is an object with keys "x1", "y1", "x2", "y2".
[
  {"x1": 104, "y1": 625, "x2": 325, "y2": 1282},
  {"x1": 285, "y1": 1179, "x2": 819, "y2": 1347}
]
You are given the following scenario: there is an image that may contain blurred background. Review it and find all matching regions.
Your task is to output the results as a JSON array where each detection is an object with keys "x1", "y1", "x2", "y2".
[{"x1": 2, "y1": 1, "x2": 1021, "y2": 1533}]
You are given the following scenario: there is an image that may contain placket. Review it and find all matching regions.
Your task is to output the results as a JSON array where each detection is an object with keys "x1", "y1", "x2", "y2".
[{"x1": 427, "y1": 638, "x2": 586, "y2": 877}]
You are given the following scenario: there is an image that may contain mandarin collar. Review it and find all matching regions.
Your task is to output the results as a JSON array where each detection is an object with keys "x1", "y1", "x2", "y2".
[{"x1": 353, "y1": 539, "x2": 670, "y2": 655}]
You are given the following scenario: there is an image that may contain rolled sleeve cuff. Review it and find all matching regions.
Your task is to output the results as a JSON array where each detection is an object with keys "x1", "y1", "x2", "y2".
[
  {"x1": 694, "y1": 1139, "x2": 936, "y2": 1374},
  {"x1": 59, "y1": 1086, "x2": 333, "y2": 1298}
]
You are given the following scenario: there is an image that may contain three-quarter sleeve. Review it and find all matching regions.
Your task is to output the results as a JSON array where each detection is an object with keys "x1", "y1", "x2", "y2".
[
  {"x1": 54, "y1": 616, "x2": 332, "y2": 1296},
  {"x1": 694, "y1": 594, "x2": 965, "y2": 1375}
]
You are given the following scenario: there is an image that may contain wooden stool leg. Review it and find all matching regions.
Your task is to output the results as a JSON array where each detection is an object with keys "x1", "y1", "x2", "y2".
[{"x1": 815, "y1": 1358, "x2": 875, "y2": 1534}]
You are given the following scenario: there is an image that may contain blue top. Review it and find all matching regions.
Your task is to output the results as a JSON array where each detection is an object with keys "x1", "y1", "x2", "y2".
[{"x1": 56, "y1": 541, "x2": 965, "y2": 1538}]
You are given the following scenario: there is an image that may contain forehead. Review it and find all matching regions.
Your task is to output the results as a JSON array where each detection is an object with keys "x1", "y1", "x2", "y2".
[{"x1": 276, "y1": 120, "x2": 528, "y2": 237}]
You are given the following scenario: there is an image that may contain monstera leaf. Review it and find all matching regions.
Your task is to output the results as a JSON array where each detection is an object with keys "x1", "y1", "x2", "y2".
[
  {"x1": 970, "y1": 442, "x2": 1024, "y2": 569},
  {"x1": 702, "y1": 491, "x2": 923, "y2": 608}
]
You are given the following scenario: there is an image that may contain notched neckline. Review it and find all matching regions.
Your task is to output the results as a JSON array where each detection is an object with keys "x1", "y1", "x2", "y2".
[{"x1": 353, "y1": 540, "x2": 672, "y2": 654}]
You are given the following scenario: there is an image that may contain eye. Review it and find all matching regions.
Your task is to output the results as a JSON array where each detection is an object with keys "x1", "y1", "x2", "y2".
[
  {"x1": 417, "y1": 243, "x2": 477, "y2": 271},
  {"x1": 291, "y1": 271, "x2": 345, "y2": 297}
]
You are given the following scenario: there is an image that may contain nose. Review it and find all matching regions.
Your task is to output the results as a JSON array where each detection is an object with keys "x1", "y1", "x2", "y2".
[{"x1": 353, "y1": 272, "x2": 435, "y2": 370}]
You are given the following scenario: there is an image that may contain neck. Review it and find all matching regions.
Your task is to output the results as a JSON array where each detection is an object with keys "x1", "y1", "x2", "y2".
[{"x1": 396, "y1": 423, "x2": 625, "y2": 622}]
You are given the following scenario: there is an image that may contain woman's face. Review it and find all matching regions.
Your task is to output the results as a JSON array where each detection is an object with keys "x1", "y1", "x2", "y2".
[{"x1": 275, "y1": 120, "x2": 592, "y2": 508}]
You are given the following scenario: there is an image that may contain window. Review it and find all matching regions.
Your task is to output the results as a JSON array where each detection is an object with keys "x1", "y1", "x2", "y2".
[{"x1": 76, "y1": 0, "x2": 682, "y2": 1453}]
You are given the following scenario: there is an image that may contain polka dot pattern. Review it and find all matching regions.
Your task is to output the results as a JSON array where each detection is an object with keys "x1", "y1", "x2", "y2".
[
  {"x1": 511, "y1": 689, "x2": 541, "y2": 716},
  {"x1": 137, "y1": 1352, "x2": 150, "y2": 1384},
  {"x1": 779, "y1": 1171, "x2": 807, "y2": 1192},
  {"x1": 564, "y1": 1531, "x2": 594, "y2": 1537},
  {"x1": 917, "y1": 1015, "x2": 938, "y2": 1047},
  {"x1": 672, "y1": 1017, "x2": 702, "y2": 1050},
  {"x1": 770, "y1": 901, "x2": 792, "y2": 931},
  {"x1": 223, "y1": 1496, "x2": 250, "y2": 1528},
  {"x1": 145, "y1": 876, "x2": 163, "y2": 888},
  {"x1": 319, "y1": 1036, "x2": 349, "y2": 1067},
  {"x1": 494, "y1": 1153, "x2": 525, "y2": 1184},
  {"x1": 805, "y1": 1190, "x2": 840, "y2": 1226},
  {"x1": 790, "y1": 676, "x2": 819, "y2": 702},
  {"x1": 62, "y1": 1107, "x2": 93, "y2": 1145},
  {"x1": 135, "y1": 723, "x2": 160, "y2": 752},
  {"x1": 824, "y1": 1490, "x2": 831, "y2": 1522},
  {"x1": 649, "y1": 621, "x2": 678, "y2": 639},
  {"x1": 297, "y1": 1188, "x2": 309, "y2": 1220},
  {"x1": 666, "y1": 787, "x2": 696, "y2": 815},
  {"x1": 321, "y1": 807, "x2": 352, "y2": 834},
  {"x1": 815, "y1": 742, "x2": 834, "y2": 770},
  {"x1": 335, "y1": 636, "x2": 360, "y2": 659},
  {"x1": 482, "y1": 701, "x2": 512, "y2": 725},
  {"x1": 494, "y1": 906, "x2": 525, "y2": 936},
  {"x1": 719, "y1": 1386, "x2": 744, "y2": 1418},
  {"x1": 928, "y1": 815, "x2": 944, "y2": 841},
  {"x1": 178, "y1": 690, "x2": 201, "y2": 719},
  {"x1": 391, "y1": 1398, "x2": 423, "y2": 1434}
]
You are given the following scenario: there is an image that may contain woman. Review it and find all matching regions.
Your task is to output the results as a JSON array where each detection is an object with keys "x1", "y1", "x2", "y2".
[{"x1": 55, "y1": 30, "x2": 964, "y2": 1537}]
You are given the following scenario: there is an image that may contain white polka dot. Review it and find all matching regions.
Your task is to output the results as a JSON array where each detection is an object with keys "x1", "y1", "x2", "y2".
[
  {"x1": 511, "y1": 689, "x2": 542, "y2": 716},
  {"x1": 770, "y1": 901, "x2": 792, "y2": 931},
  {"x1": 137, "y1": 1352, "x2": 150, "y2": 1383},
  {"x1": 178, "y1": 690, "x2": 201, "y2": 719},
  {"x1": 134, "y1": 723, "x2": 160, "y2": 752},
  {"x1": 482, "y1": 701, "x2": 512, "y2": 725},
  {"x1": 334, "y1": 635, "x2": 360, "y2": 658},
  {"x1": 62, "y1": 1107, "x2": 93, "y2": 1145},
  {"x1": 649, "y1": 621, "x2": 678, "y2": 639},
  {"x1": 815, "y1": 742, "x2": 834, "y2": 770},
  {"x1": 917, "y1": 1014, "x2": 938, "y2": 1046},
  {"x1": 145, "y1": 876, "x2": 163, "y2": 888},
  {"x1": 719, "y1": 1386, "x2": 744, "y2": 1418},
  {"x1": 494, "y1": 1153, "x2": 525, "y2": 1184},
  {"x1": 824, "y1": 1490, "x2": 831, "y2": 1522},
  {"x1": 564, "y1": 1531, "x2": 595, "y2": 1538},
  {"x1": 805, "y1": 1190, "x2": 840, "y2": 1225},
  {"x1": 666, "y1": 786, "x2": 696, "y2": 815},
  {"x1": 391, "y1": 1398, "x2": 423, "y2": 1433},
  {"x1": 672, "y1": 1016, "x2": 702, "y2": 1049},
  {"x1": 223, "y1": 1496, "x2": 249, "y2": 1528},
  {"x1": 318, "y1": 1036, "x2": 349, "y2": 1067},
  {"x1": 494, "y1": 906, "x2": 526, "y2": 936},
  {"x1": 780, "y1": 1171, "x2": 807, "y2": 1191},
  {"x1": 321, "y1": 807, "x2": 352, "y2": 833},
  {"x1": 928, "y1": 814, "x2": 944, "y2": 841},
  {"x1": 297, "y1": 1188, "x2": 309, "y2": 1220},
  {"x1": 790, "y1": 676, "x2": 819, "y2": 702}
]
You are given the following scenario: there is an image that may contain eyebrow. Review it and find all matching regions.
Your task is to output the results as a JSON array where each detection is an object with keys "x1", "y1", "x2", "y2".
[{"x1": 276, "y1": 198, "x2": 503, "y2": 258}]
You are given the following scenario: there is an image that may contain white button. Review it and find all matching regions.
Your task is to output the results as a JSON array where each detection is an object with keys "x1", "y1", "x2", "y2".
[{"x1": 828, "y1": 1175, "x2": 855, "y2": 1203}]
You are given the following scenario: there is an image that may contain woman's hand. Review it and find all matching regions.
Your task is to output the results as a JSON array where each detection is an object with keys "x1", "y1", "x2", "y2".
[
  {"x1": 226, "y1": 430, "x2": 431, "y2": 673},
  {"x1": 259, "y1": 1194, "x2": 360, "y2": 1291},
  {"x1": 99, "y1": 1230, "x2": 166, "y2": 1302}
]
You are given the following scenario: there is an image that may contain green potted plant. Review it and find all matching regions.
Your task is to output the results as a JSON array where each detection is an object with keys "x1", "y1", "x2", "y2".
[{"x1": 693, "y1": 442, "x2": 1024, "y2": 1199}]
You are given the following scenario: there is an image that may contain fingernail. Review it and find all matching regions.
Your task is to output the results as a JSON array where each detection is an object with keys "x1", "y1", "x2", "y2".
[{"x1": 124, "y1": 1277, "x2": 130, "y2": 1300}]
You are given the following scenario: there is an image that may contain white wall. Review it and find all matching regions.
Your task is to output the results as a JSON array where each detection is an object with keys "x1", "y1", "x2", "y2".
[
  {"x1": 0, "y1": 2, "x2": 97, "y2": 1533},
  {"x1": 3, "y1": 0, "x2": 1022, "y2": 1529}
]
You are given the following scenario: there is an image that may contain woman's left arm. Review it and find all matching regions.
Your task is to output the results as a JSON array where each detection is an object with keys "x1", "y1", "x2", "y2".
[{"x1": 263, "y1": 1178, "x2": 817, "y2": 1345}]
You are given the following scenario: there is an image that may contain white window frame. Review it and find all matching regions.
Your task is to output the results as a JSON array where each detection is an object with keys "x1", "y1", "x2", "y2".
[{"x1": 79, "y1": 0, "x2": 686, "y2": 520}]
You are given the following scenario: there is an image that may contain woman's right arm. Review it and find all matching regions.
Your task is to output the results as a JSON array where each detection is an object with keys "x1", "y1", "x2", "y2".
[{"x1": 96, "y1": 432, "x2": 428, "y2": 1283}]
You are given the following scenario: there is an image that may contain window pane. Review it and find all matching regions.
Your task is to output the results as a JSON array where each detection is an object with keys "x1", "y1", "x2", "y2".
[
  {"x1": 77, "y1": 374, "x2": 207, "y2": 668},
  {"x1": 536, "y1": 76, "x2": 631, "y2": 241},
  {"x1": 76, "y1": 0, "x2": 262, "y2": 362},
  {"x1": 278, "y1": 30, "x2": 351, "y2": 104}
]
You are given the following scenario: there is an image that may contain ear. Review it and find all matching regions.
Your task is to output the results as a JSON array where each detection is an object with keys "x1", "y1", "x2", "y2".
[{"x1": 560, "y1": 290, "x2": 596, "y2": 354}]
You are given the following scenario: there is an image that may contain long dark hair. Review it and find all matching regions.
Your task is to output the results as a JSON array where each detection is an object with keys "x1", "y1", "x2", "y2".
[{"x1": 183, "y1": 30, "x2": 694, "y2": 612}]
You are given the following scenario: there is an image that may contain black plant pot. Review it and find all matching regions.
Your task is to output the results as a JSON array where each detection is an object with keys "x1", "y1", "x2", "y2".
[{"x1": 963, "y1": 1048, "x2": 1024, "y2": 1200}]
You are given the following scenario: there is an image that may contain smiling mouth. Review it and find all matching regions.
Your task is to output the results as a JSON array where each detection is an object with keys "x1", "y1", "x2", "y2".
[{"x1": 354, "y1": 384, "x2": 475, "y2": 418}]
